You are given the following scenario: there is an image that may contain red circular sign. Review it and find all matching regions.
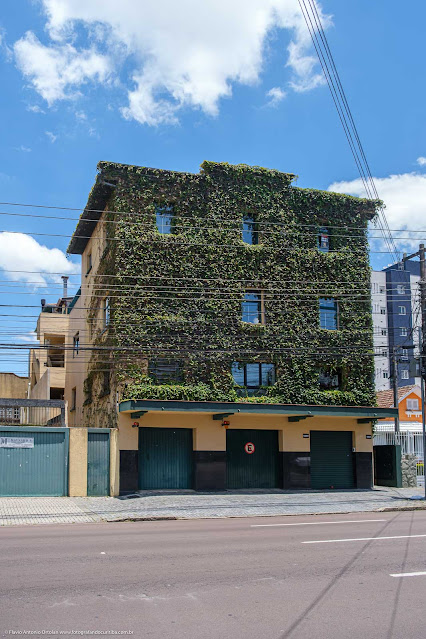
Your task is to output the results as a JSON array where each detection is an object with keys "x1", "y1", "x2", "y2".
[{"x1": 244, "y1": 442, "x2": 255, "y2": 454}]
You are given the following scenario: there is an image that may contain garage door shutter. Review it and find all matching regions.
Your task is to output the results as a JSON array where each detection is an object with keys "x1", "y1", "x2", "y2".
[
  {"x1": 0, "y1": 429, "x2": 68, "y2": 496},
  {"x1": 87, "y1": 431, "x2": 110, "y2": 496},
  {"x1": 227, "y1": 429, "x2": 279, "y2": 489},
  {"x1": 138, "y1": 427, "x2": 193, "y2": 490},
  {"x1": 310, "y1": 430, "x2": 354, "y2": 489}
]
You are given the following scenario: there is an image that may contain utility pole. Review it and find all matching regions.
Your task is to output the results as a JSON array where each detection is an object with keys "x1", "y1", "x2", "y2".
[{"x1": 392, "y1": 350, "x2": 400, "y2": 435}]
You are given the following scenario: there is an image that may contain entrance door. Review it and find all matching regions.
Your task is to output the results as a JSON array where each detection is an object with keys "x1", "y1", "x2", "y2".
[
  {"x1": 138, "y1": 427, "x2": 193, "y2": 489},
  {"x1": 87, "y1": 431, "x2": 110, "y2": 496},
  {"x1": 226, "y1": 429, "x2": 279, "y2": 489},
  {"x1": 310, "y1": 430, "x2": 354, "y2": 489}
]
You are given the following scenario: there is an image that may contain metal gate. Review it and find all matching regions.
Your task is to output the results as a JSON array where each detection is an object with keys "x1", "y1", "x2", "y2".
[
  {"x1": 226, "y1": 429, "x2": 279, "y2": 489},
  {"x1": 310, "y1": 430, "x2": 354, "y2": 489},
  {"x1": 0, "y1": 426, "x2": 68, "y2": 496},
  {"x1": 138, "y1": 427, "x2": 193, "y2": 490},
  {"x1": 87, "y1": 429, "x2": 110, "y2": 496}
]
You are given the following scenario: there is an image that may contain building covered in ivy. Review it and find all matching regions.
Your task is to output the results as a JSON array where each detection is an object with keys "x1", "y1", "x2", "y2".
[{"x1": 66, "y1": 160, "x2": 396, "y2": 494}]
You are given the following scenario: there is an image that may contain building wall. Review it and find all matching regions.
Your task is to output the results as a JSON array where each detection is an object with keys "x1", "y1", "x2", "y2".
[
  {"x1": 64, "y1": 291, "x2": 87, "y2": 427},
  {"x1": 371, "y1": 271, "x2": 390, "y2": 390},
  {"x1": 0, "y1": 372, "x2": 29, "y2": 398}
]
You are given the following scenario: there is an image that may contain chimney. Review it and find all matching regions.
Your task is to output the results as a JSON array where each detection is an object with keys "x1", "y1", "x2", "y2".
[
  {"x1": 61, "y1": 275, "x2": 69, "y2": 298},
  {"x1": 41, "y1": 299, "x2": 46, "y2": 309}
]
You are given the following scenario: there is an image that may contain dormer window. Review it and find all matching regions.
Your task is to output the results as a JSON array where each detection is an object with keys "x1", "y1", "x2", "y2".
[
  {"x1": 318, "y1": 227, "x2": 330, "y2": 253},
  {"x1": 156, "y1": 205, "x2": 174, "y2": 234}
]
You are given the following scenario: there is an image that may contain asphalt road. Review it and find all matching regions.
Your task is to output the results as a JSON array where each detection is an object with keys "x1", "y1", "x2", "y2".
[{"x1": 1, "y1": 511, "x2": 426, "y2": 639}]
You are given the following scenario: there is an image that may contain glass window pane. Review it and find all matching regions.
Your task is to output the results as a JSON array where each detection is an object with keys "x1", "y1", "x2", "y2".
[
  {"x1": 231, "y1": 362, "x2": 245, "y2": 386},
  {"x1": 318, "y1": 227, "x2": 330, "y2": 252},
  {"x1": 242, "y1": 217, "x2": 257, "y2": 245},
  {"x1": 319, "y1": 298, "x2": 337, "y2": 330},
  {"x1": 261, "y1": 363, "x2": 275, "y2": 386},
  {"x1": 156, "y1": 205, "x2": 173, "y2": 234},
  {"x1": 246, "y1": 363, "x2": 260, "y2": 387},
  {"x1": 242, "y1": 293, "x2": 261, "y2": 323}
]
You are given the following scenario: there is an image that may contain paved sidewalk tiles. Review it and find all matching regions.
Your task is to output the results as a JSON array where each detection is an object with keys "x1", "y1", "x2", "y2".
[{"x1": 0, "y1": 487, "x2": 424, "y2": 527}]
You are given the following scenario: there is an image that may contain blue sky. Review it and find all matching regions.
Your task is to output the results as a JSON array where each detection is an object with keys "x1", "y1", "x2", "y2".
[{"x1": 1, "y1": 0, "x2": 426, "y2": 375}]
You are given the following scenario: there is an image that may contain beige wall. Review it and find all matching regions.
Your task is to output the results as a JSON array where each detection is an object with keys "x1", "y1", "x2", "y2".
[
  {"x1": 118, "y1": 412, "x2": 373, "y2": 454},
  {"x1": 68, "y1": 428, "x2": 88, "y2": 496},
  {"x1": 30, "y1": 370, "x2": 50, "y2": 400},
  {"x1": 64, "y1": 291, "x2": 86, "y2": 426},
  {"x1": 0, "y1": 373, "x2": 29, "y2": 398}
]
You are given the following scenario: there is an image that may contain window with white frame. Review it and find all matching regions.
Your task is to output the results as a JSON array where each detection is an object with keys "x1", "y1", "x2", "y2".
[
  {"x1": 380, "y1": 307, "x2": 386, "y2": 315},
  {"x1": 401, "y1": 370, "x2": 409, "y2": 380},
  {"x1": 400, "y1": 327, "x2": 408, "y2": 337},
  {"x1": 398, "y1": 306, "x2": 406, "y2": 315},
  {"x1": 401, "y1": 348, "x2": 408, "y2": 359},
  {"x1": 381, "y1": 328, "x2": 387, "y2": 336},
  {"x1": 103, "y1": 297, "x2": 110, "y2": 328},
  {"x1": 383, "y1": 371, "x2": 389, "y2": 379},
  {"x1": 397, "y1": 285, "x2": 405, "y2": 295},
  {"x1": 407, "y1": 398, "x2": 419, "y2": 411}
]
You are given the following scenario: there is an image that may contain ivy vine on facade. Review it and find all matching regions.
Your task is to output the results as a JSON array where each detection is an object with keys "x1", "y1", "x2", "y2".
[{"x1": 67, "y1": 160, "x2": 380, "y2": 431}]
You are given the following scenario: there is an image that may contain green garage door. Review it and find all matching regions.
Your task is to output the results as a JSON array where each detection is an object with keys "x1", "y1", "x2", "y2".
[
  {"x1": 0, "y1": 428, "x2": 68, "y2": 496},
  {"x1": 138, "y1": 427, "x2": 193, "y2": 489},
  {"x1": 310, "y1": 431, "x2": 354, "y2": 489},
  {"x1": 87, "y1": 431, "x2": 110, "y2": 496},
  {"x1": 227, "y1": 429, "x2": 279, "y2": 489}
]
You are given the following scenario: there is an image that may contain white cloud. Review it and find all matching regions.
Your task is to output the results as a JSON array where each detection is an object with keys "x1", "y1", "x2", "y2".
[
  {"x1": 17, "y1": 332, "x2": 38, "y2": 343},
  {"x1": 14, "y1": 31, "x2": 111, "y2": 105},
  {"x1": 266, "y1": 86, "x2": 287, "y2": 107},
  {"x1": 416, "y1": 156, "x2": 426, "y2": 166},
  {"x1": 45, "y1": 130, "x2": 57, "y2": 143},
  {"x1": 75, "y1": 110, "x2": 87, "y2": 120},
  {"x1": 0, "y1": 232, "x2": 79, "y2": 286},
  {"x1": 13, "y1": 0, "x2": 329, "y2": 126},
  {"x1": 14, "y1": 145, "x2": 31, "y2": 152},
  {"x1": 27, "y1": 104, "x2": 45, "y2": 113},
  {"x1": 328, "y1": 171, "x2": 426, "y2": 251}
]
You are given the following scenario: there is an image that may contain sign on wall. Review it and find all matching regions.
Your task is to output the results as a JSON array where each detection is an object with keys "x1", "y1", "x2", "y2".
[
  {"x1": 244, "y1": 442, "x2": 255, "y2": 454},
  {"x1": 0, "y1": 437, "x2": 34, "y2": 449}
]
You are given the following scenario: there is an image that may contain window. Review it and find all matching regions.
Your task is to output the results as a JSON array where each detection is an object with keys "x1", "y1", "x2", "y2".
[
  {"x1": 379, "y1": 286, "x2": 386, "y2": 294},
  {"x1": 86, "y1": 252, "x2": 92, "y2": 275},
  {"x1": 73, "y1": 332, "x2": 80, "y2": 357},
  {"x1": 232, "y1": 362, "x2": 275, "y2": 389},
  {"x1": 401, "y1": 370, "x2": 409, "y2": 380},
  {"x1": 104, "y1": 298, "x2": 110, "y2": 328},
  {"x1": 380, "y1": 307, "x2": 386, "y2": 315},
  {"x1": 397, "y1": 285, "x2": 405, "y2": 295},
  {"x1": 0, "y1": 407, "x2": 20, "y2": 423},
  {"x1": 318, "y1": 227, "x2": 330, "y2": 253},
  {"x1": 400, "y1": 327, "x2": 408, "y2": 337},
  {"x1": 407, "y1": 398, "x2": 419, "y2": 411},
  {"x1": 381, "y1": 328, "x2": 387, "y2": 336},
  {"x1": 101, "y1": 371, "x2": 110, "y2": 396},
  {"x1": 398, "y1": 306, "x2": 406, "y2": 315},
  {"x1": 148, "y1": 359, "x2": 183, "y2": 383},
  {"x1": 156, "y1": 205, "x2": 174, "y2": 234},
  {"x1": 319, "y1": 298, "x2": 338, "y2": 330},
  {"x1": 242, "y1": 292, "x2": 262, "y2": 324},
  {"x1": 383, "y1": 371, "x2": 389, "y2": 379},
  {"x1": 381, "y1": 350, "x2": 388, "y2": 357},
  {"x1": 71, "y1": 387, "x2": 76, "y2": 411},
  {"x1": 401, "y1": 349, "x2": 408, "y2": 359},
  {"x1": 319, "y1": 369, "x2": 341, "y2": 390},
  {"x1": 242, "y1": 216, "x2": 258, "y2": 245}
]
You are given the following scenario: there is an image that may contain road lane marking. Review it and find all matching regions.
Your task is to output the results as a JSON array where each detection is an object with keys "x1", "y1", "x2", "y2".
[
  {"x1": 251, "y1": 519, "x2": 387, "y2": 528},
  {"x1": 303, "y1": 534, "x2": 426, "y2": 544},
  {"x1": 390, "y1": 571, "x2": 426, "y2": 578}
]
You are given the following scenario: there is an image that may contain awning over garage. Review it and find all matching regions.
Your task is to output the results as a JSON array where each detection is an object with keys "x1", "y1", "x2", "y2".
[{"x1": 119, "y1": 399, "x2": 398, "y2": 421}]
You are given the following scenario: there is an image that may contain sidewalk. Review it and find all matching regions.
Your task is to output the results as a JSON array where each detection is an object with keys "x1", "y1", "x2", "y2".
[{"x1": 0, "y1": 487, "x2": 424, "y2": 526}]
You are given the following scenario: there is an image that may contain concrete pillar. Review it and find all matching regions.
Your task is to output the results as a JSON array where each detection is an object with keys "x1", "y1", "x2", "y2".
[{"x1": 68, "y1": 428, "x2": 88, "y2": 496}]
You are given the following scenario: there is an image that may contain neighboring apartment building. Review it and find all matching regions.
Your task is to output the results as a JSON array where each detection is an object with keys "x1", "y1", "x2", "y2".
[
  {"x1": 29, "y1": 278, "x2": 74, "y2": 401},
  {"x1": 372, "y1": 261, "x2": 421, "y2": 391},
  {"x1": 65, "y1": 160, "x2": 396, "y2": 493}
]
